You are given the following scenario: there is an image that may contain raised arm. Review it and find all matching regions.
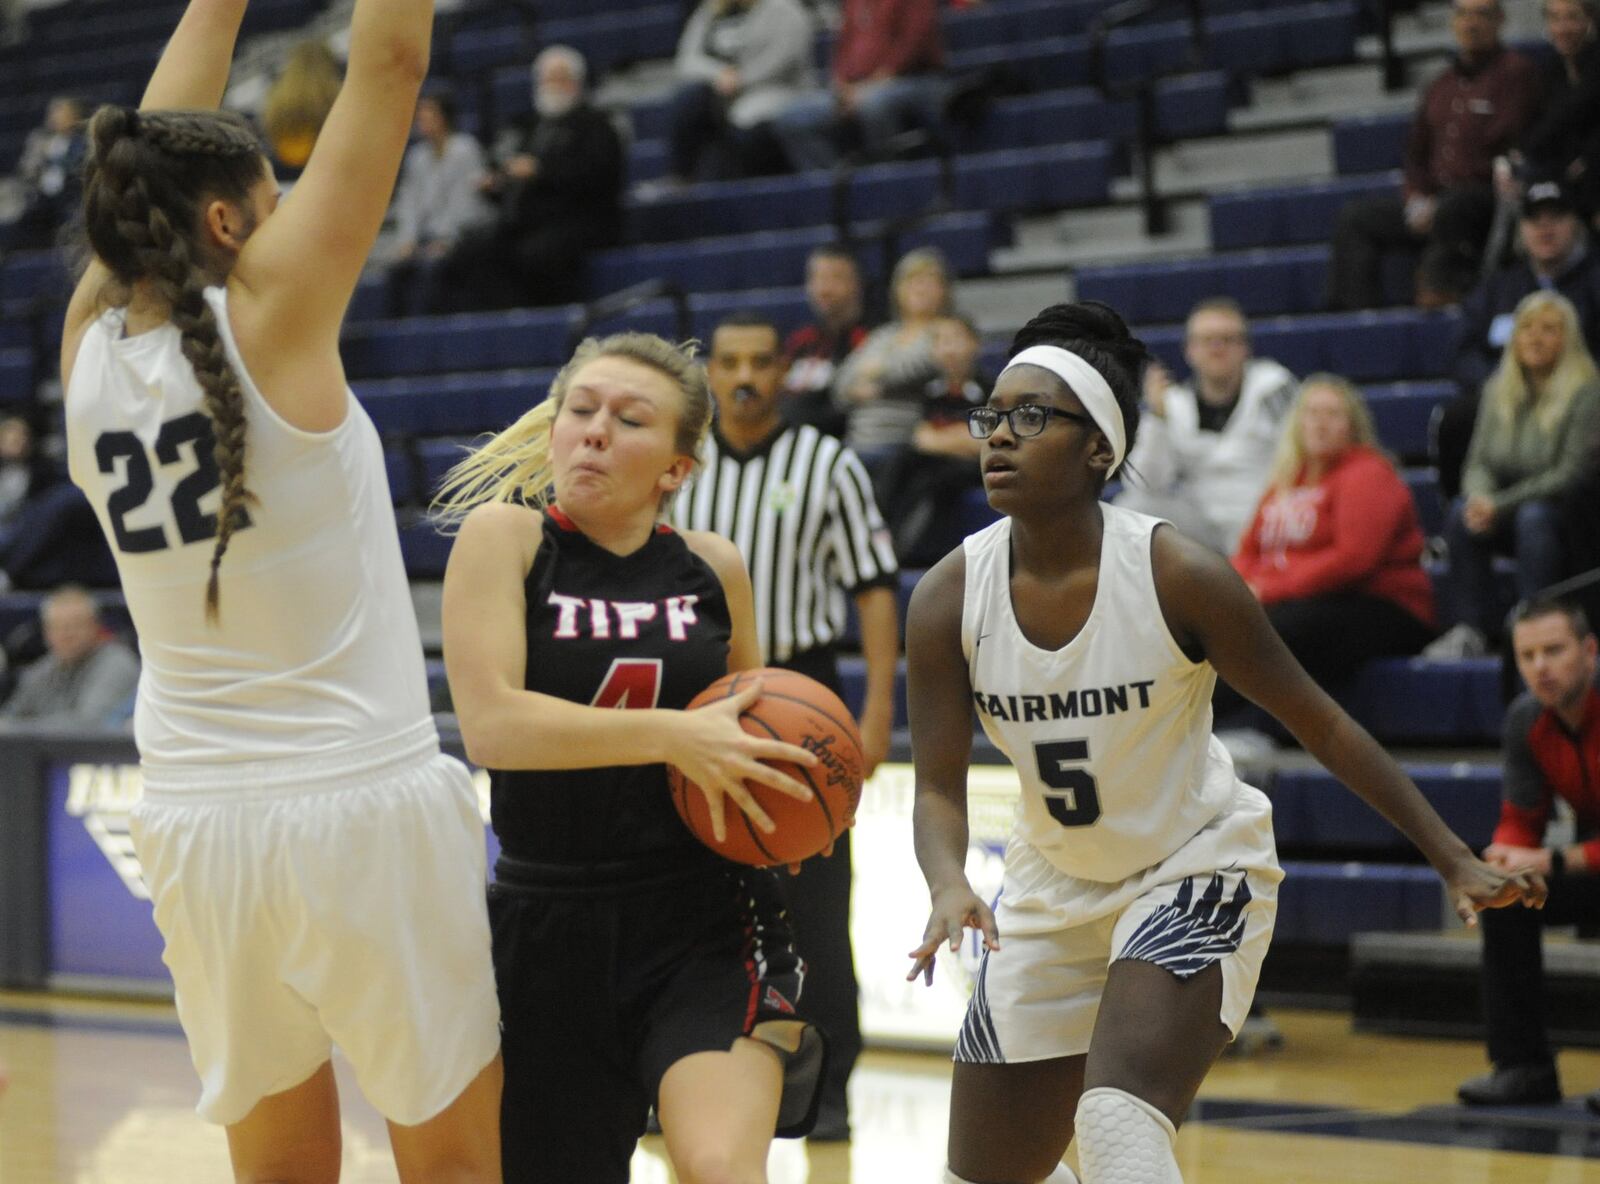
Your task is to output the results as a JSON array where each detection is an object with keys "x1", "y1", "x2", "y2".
[
  {"x1": 62, "y1": 0, "x2": 251, "y2": 362},
  {"x1": 1150, "y1": 524, "x2": 1545, "y2": 921},
  {"x1": 904, "y1": 549, "x2": 998, "y2": 984},
  {"x1": 227, "y1": 0, "x2": 432, "y2": 426}
]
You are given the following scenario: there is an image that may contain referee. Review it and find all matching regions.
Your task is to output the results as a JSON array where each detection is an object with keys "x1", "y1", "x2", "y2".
[{"x1": 673, "y1": 311, "x2": 900, "y2": 1141}]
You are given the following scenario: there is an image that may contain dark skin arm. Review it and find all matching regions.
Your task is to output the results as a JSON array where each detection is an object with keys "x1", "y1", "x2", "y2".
[
  {"x1": 1150, "y1": 524, "x2": 1546, "y2": 921},
  {"x1": 905, "y1": 547, "x2": 1001, "y2": 984}
]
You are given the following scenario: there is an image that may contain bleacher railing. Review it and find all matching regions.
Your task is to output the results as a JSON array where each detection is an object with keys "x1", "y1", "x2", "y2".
[
  {"x1": 1086, "y1": 0, "x2": 1209, "y2": 237},
  {"x1": 567, "y1": 277, "x2": 691, "y2": 351}
]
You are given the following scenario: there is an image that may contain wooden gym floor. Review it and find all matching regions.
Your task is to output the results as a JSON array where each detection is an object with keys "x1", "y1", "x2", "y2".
[{"x1": 4, "y1": 993, "x2": 1600, "y2": 1182}]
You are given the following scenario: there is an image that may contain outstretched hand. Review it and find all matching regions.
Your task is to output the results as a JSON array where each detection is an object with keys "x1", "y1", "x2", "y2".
[
  {"x1": 1446, "y1": 853, "x2": 1547, "y2": 926},
  {"x1": 907, "y1": 881, "x2": 999, "y2": 986}
]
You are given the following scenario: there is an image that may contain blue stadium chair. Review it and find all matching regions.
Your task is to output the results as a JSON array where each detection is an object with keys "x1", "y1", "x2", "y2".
[
  {"x1": 341, "y1": 307, "x2": 575, "y2": 380},
  {"x1": 0, "y1": 251, "x2": 69, "y2": 305},
  {"x1": 1341, "y1": 655, "x2": 1503, "y2": 744},
  {"x1": 1333, "y1": 112, "x2": 1411, "y2": 176},
  {"x1": 383, "y1": 444, "x2": 417, "y2": 506},
  {"x1": 1364, "y1": 381, "x2": 1453, "y2": 460},
  {"x1": 951, "y1": 88, "x2": 1139, "y2": 155},
  {"x1": 445, "y1": 20, "x2": 532, "y2": 77},
  {"x1": 356, "y1": 369, "x2": 555, "y2": 436},
  {"x1": 0, "y1": 347, "x2": 34, "y2": 401},
  {"x1": 1104, "y1": 20, "x2": 1194, "y2": 85},
  {"x1": 1274, "y1": 862, "x2": 1446, "y2": 943},
  {"x1": 1270, "y1": 764, "x2": 1501, "y2": 852},
  {"x1": 627, "y1": 174, "x2": 834, "y2": 244},
  {"x1": 1209, "y1": 173, "x2": 1398, "y2": 251},
  {"x1": 950, "y1": 142, "x2": 1113, "y2": 214},
  {"x1": 400, "y1": 518, "x2": 454, "y2": 580},
  {"x1": 1153, "y1": 71, "x2": 1236, "y2": 139},
  {"x1": 542, "y1": 5, "x2": 681, "y2": 77},
  {"x1": 627, "y1": 139, "x2": 669, "y2": 186},
  {"x1": 415, "y1": 437, "x2": 475, "y2": 499},
  {"x1": 949, "y1": 37, "x2": 1091, "y2": 93},
  {"x1": 1077, "y1": 246, "x2": 1330, "y2": 323}
]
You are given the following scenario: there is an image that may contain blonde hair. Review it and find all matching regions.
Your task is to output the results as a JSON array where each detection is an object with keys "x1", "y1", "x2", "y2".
[
  {"x1": 1266, "y1": 372, "x2": 1383, "y2": 489},
  {"x1": 262, "y1": 40, "x2": 342, "y2": 168},
  {"x1": 431, "y1": 333, "x2": 711, "y2": 529},
  {"x1": 891, "y1": 247, "x2": 953, "y2": 317},
  {"x1": 1486, "y1": 290, "x2": 1600, "y2": 432}
]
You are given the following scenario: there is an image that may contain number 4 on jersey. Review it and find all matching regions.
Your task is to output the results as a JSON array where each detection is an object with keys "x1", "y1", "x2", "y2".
[
  {"x1": 1033, "y1": 739, "x2": 1102, "y2": 827},
  {"x1": 591, "y1": 658, "x2": 663, "y2": 709}
]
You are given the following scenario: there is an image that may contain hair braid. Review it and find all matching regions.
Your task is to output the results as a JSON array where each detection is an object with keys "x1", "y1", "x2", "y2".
[{"x1": 83, "y1": 106, "x2": 264, "y2": 622}]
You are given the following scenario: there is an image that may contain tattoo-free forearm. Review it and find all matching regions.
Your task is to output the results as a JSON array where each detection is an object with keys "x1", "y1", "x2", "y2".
[{"x1": 142, "y1": 0, "x2": 250, "y2": 111}]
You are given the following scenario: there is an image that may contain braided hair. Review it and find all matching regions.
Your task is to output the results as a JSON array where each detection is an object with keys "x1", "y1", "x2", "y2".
[
  {"x1": 1010, "y1": 301, "x2": 1149, "y2": 481},
  {"x1": 82, "y1": 106, "x2": 268, "y2": 622}
]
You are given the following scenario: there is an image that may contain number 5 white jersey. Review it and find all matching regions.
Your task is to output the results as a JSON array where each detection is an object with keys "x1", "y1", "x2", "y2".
[
  {"x1": 961, "y1": 503, "x2": 1242, "y2": 883},
  {"x1": 65, "y1": 287, "x2": 432, "y2": 769}
]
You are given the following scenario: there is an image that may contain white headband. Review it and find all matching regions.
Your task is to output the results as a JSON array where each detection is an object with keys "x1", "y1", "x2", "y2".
[{"x1": 998, "y1": 345, "x2": 1127, "y2": 475}]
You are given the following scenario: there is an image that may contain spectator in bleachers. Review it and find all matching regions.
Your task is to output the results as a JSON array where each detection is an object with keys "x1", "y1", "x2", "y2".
[
  {"x1": 0, "y1": 417, "x2": 111, "y2": 594},
  {"x1": 1230, "y1": 376, "x2": 1437, "y2": 701},
  {"x1": 1442, "y1": 179, "x2": 1600, "y2": 497},
  {"x1": 873, "y1": 312, "x2": 986, "y2": 565},
  {"x1": 781, "y1": 243, "x2": 872, "y2": 437},
  {"x1": 0, "y1": 95, "x2": 86, "y2": 254},
  {"x1": 771, "y1": 0, "x2": 945, "y2": 172},
  {"x1": 1428, "y1": 291, "x2": 1600, "y2": 657},
  {"x1": 1518, "y1": 0, "x2": 1600, "y2": 214},
  {"x1": 0, "y1": 585, "x2": 138, "y2": 729},
  {"x1": 1115, "y1": 298, "x2": 1296, "y2": 554},
  {"x1": 261, "y1": 39, "x2": 343, "y2": 175},
  {"x1": 0, "y1": 415, "x2": 55, "y2": 553},
  {"x1": 438, "y1": 46, "x2": 623, "y2": 311},
  {"x1": 1328, "y1": 0, "x2": 1539, "y2": 310},
  {"x1": 663, "y1": 0, "x2": 814, "y2": 185},
  {"x1": 384, "y1": 92, "x2": 492, "y2": 317},
  {"x1": 1457, "y1": 596, "x2": 1600, "y2": 1110},
  {"x1": 832, "y1": 246, "x2": 949, "y2": 479}
]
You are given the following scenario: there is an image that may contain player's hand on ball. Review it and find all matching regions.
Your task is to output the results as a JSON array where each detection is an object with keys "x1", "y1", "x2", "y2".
[
  {"x1": 672, "y1": 681, "x2": 817, "y2": 843},
  {"x1": 907, "y1": 881, "x2": 1000, "y2": 986},
  {"x1": 1447, "y1": 853, "x2": 1547, "y2": 925}
]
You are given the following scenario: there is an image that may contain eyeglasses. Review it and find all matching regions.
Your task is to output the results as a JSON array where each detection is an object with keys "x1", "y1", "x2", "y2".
[{"x1": 967, "y1": 404, "x2": 1094, "y2": 439}]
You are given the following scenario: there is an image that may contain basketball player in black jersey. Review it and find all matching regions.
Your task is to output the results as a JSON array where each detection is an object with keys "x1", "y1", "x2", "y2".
[{"x1": 438, "y1": 332, "x2": 828, "y2": 1184}]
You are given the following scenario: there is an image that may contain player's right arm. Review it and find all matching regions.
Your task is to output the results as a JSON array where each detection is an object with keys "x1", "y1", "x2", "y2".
[
  {"x1": 443, "y1": 505, "x2": 815, "y2": 831},
  {"x1": 62, "y1": 0, "x2": 251, "y2": 380},
  {"x1": 905, "y1": 548, "x2": 999, "y2": 984},
  {"x1": 227, "y1": 0, "x2": 433, "y2": 430}
]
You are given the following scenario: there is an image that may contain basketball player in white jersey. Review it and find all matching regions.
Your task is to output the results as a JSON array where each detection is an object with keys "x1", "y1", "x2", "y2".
[
  {"x1": 58, "y1": 1, "x2": 502, "y2": 1179},
  {"x1": 906, "y1": 302, "x2": 1545, "y2": 1184}
]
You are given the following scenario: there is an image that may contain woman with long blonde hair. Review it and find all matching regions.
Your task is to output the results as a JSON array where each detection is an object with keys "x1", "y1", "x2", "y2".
[
  {"x1": 1227, "y1": 374, "x2": 1436, "y2": 715},
  {"x1": 439, "y1": 331, "x2": 831, "y2": 1183},
  {"x1": 1428, "y1": 290, "x2": 1600, "y2": 656}
]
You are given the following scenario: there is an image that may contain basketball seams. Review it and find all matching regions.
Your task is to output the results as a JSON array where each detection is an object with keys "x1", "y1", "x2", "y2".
[{"x1": 741, "y1": 711, "x2": 840, "y2": 839}]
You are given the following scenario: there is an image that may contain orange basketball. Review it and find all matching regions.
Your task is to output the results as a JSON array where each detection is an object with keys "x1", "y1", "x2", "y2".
[{"x1": 668, "y1": 667, "x2": 865, "y2": 867}]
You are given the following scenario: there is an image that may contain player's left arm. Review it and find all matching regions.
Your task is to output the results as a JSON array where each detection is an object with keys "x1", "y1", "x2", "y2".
[
  {"x1": 1149, "y1": 524, "x2": 1546, "y2": 921},
  {"x1": 683, "y1": 529, "x2": 763, "y2": 673}
]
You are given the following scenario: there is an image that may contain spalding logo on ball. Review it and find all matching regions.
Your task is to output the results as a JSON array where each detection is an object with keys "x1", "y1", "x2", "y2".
[{"x1": 668, "y1": 667, "x2": 865, "y2": 867}]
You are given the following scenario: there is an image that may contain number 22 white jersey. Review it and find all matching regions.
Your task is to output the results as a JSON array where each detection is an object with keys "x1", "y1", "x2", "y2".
[
  {"x1": 961, "y1": 503, "x2": 1242, "y2": 883},
  {"x1": 64, "y1": 287, "x2": 432, "y2": 770}
]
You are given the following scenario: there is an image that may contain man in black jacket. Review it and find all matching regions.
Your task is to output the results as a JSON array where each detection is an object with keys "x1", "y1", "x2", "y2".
[{"x1": 440, "y1": 47, "x2": 623, "y2": 311}]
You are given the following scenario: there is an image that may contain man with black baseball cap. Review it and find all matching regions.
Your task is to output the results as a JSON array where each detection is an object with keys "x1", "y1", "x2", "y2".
[{"x1": 1439, "y1": 177, "x2": 1600, "y2": 497}]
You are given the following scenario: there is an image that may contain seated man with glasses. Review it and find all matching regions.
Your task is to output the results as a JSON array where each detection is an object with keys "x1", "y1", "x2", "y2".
[{"x1": 1112, "y1": 298, "x2": 1297, "y2": 555}]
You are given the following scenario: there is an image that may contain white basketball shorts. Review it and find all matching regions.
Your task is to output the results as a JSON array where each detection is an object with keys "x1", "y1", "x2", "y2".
[
  {"x1": 131, "y1": 719, "x2": 500, "y2": 1126},
  {"x1": 955, "y1": 783, "x2": 1282, "y2": 1064}
]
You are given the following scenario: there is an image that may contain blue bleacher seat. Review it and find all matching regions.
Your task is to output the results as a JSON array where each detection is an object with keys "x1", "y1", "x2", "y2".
[
  {"x1": 1364, "y1": 381, "x2": 1454, "y2": 460},
  {"x1": 1333, "y1": 112, "x2": 1411, "y2": 176},
  {"x1": 1077, "y1": 246, "x2": 1330, "y2": 323},
  {"x1": 356, "y1": 369, "x2": 555, "y2": 436},
  {"x1": 541, "y1": 5, "x2": 681, "y2": 77},
  {"x1": 400, "y1": 518, "x2": 454, "y2": 580},
  {"x1": 0, "y1": 348, "x2": 35, "y2": 400},
  {"x1": 1271, "y1": 765, "x2": 1501, "y2": 852},
  {"x1": 1209, "y1": 172, "x2": 1398, "y2": 251},
  {"x1": 0, "y1": 251, "x2": 69, "y2": 305},
  {"x1": 1274, "y1": 862, "x2": 1446, "y2": 943},
  {"x1": 341, "y1": 307, "x2": 574, "y2": 379}
]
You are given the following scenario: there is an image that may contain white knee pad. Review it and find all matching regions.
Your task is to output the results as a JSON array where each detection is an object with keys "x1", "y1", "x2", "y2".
[
  {"x1": 943, "y1": 1163, "x2": 1080, "y2": 1184},
  {"x1": 1074, "y1": 1087, "x2": 1182, "y2": 1184}
]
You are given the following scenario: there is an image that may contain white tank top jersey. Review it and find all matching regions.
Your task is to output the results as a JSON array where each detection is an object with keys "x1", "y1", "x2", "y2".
[
  {"x1": 65, "y1": 286, "x2": 433, "y2": 769},
  {"x1": 961, "y1": 503, "x2": 1242, "y2": 884}
]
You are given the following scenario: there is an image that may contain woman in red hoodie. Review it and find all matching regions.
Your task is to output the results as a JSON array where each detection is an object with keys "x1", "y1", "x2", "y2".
[{"x1": 1230, "y1": 374, "x2": 1437, "y2": 698}]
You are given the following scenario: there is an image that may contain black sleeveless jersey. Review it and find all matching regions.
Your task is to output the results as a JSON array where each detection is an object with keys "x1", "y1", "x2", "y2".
[{"x1": 489, "y1": 507, "x2": 733, "y2": 864}]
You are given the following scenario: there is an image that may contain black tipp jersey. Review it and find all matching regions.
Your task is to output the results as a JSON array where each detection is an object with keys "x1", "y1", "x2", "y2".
[{"x1": 490, "y1": 507, "x2": 733, "y2": 864}]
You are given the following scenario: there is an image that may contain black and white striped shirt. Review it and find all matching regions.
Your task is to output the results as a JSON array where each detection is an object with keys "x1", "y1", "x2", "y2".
[{"x1": 671, "y1": 423, "x2": 898, "y2": 663}]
